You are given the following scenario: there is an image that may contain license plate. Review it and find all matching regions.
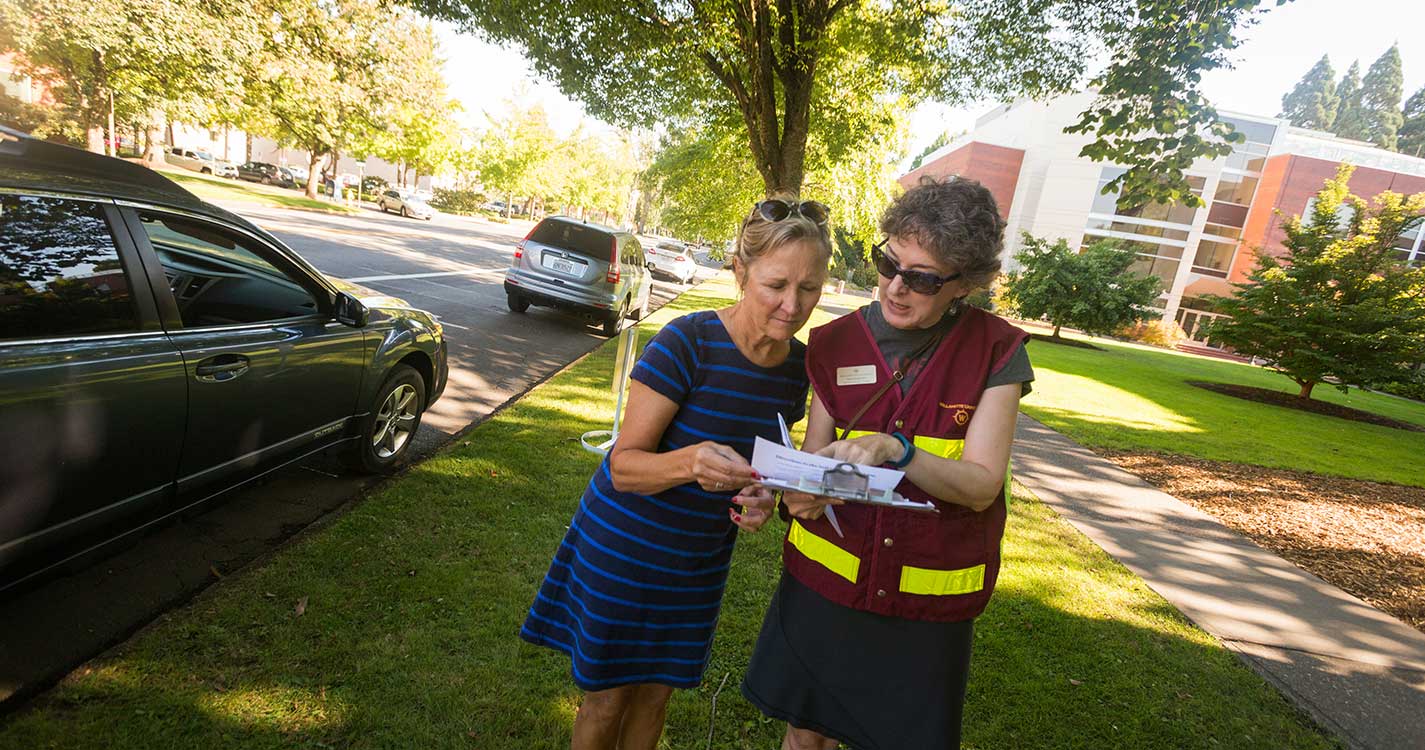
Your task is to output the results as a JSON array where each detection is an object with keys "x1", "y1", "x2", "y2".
[{"x1": 546, "y1": 257, "x2": 575, "y2": 274}]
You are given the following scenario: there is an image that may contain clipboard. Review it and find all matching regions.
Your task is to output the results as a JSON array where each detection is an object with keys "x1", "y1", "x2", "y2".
[{"x1": 757, "y1": 461, "x2": 939, "y2": 514}]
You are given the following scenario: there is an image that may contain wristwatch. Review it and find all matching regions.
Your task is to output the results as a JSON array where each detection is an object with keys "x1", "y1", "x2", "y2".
[{"x1": 889, "y1": 432, "x2": 916, "y2": 469}]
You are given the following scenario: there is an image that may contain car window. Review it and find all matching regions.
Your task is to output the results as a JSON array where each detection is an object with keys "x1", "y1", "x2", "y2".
[
  {"x1": 528, "y1": 220, "x2": 614, "y2": 260},
  {"x1": 139, "y1": 212, "x2": 321, "y2": 328},
  {"x1": 0, "y1": 195, "x2": 138, "y2": 341}
]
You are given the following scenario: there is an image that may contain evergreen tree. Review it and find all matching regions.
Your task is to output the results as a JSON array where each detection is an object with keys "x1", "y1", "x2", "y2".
[
  {"x1": 1002, "y1": 234, "x2": 1163, "y2": 340},
  {"x1": 909, "y1": 131, "x2": 954, "y2": 171},
  {"x1": 1333, "y1": 60, "x2": 1367, "y2": 140},
  {"x1": 1398, "y1": 86, "x2": 1425, "y2": 157},
  {"x1": 1204, "y1": 164, "x2": 1425, "y2": 400},
  {"x1": 1278, "y1": 55, "x2": 1338, "y2": 129},
  {"x1": 1360, "y1": 45, "x2": 1405, "y2": 150}
]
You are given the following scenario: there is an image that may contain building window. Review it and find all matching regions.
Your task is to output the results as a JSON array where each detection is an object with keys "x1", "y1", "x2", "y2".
[
  {"x1": 1219, "y1": 116, "x2": 1277, "y2": 174},
  {"x1": 1084, "y1": 218, "x2": 1190, "y2": 242},
  {"x1": 1090, "y1": 167, "x2": 1204, "y2": 228},
  {"x1": 1203, "y1": 222, "x2": 1243, "y2": 240},
  {"x1": 1192, "y1": 239, "x2": 1236, "y2": 277},
  {"x1": 1213, "y1": 174, "x2": 1259, "y2": 206},
  {"x1": 1081, "y1": 234, "x2": 1182, "y2": 292}
]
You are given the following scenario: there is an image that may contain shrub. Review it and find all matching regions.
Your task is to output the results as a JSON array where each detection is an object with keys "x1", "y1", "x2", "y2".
[
  {"x1": 429, "y1": 188, "x2": 487, "y2": 215},
  {"x1": 1116, "y1": 319, "x2": 1188, "y2": 348},
  {"x1": 850, "y1": 265, "x2": 878, "y2": 289}
]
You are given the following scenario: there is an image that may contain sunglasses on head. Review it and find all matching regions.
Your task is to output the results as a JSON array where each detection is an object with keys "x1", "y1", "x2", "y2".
[
  {"x1": 754, "y1": 199, "x2": 830, "y2": 226},
  {"x1": 872, "y1": 240, "x2": 962, "y2": 295}
]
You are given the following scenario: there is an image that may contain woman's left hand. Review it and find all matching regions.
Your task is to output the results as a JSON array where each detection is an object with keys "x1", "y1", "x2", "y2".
[
  {"x1": 730, "y1": 486, "x2": 777, "y2": 533},
  {"x1": 816, "y1": 433, "x2": 905, "y2": 467}
]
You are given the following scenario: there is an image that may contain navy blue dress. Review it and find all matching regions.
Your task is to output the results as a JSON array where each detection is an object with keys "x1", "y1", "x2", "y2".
[{"x1": 520, "y1": 311, "x2": 808, "y2": 690}]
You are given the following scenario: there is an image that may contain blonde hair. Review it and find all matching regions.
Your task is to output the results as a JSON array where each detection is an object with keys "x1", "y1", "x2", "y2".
[{"x1": 733, "y1": 195, "x2": 833, "y2": 284}]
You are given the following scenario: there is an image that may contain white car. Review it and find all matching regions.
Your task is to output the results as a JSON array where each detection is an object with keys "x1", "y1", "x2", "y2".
[
  {"x1": 167, "y1": 147, "x2": 237, "y2": 178},
  {"x1": 646, "y1": 241, "x2": 697, "y2": 285},
  {"x1": 377, "y1": 189, "x2": 435, "y2": 220}
]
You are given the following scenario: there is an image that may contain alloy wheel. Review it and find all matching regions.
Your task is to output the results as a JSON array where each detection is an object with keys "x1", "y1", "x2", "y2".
[{"x1": 372, "y1": 384, "x2": 419, "y2": 459}]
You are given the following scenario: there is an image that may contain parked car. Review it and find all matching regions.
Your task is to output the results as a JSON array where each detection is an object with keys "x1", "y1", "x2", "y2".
[
  {"x1": 236, "y1": 161, "x2": 294, "y2": 186},
  {"x1": 284, "y1": 165, "x2": 309, "y2": 188},
  {"x1": 377, "y1": 189, "x2": 434, "y2": 220},
  {"x1": 166, "y1": 147, "x2": 237, "y2": 178},
  {"x1": 646, "y1": 240, "x2": 698, "y2": 285},
  {"x1": 0, "y1": 127, "x2": 449, "y2": 593},
  {"x1": 504, "y1": 216, "x2": 652, "y2": 337}
]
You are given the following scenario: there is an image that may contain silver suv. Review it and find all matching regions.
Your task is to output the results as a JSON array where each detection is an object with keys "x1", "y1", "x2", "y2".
[{"x1": 503, "y1": 216, "x2": 653, "y2": 336}]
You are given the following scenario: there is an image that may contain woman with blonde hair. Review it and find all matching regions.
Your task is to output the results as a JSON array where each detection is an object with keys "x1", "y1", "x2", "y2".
[{"x1": 520, "y1": 198, "x2": 833, "y2": 749}]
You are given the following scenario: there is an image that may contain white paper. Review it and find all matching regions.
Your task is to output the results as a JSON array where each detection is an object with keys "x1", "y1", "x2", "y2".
[{"x1": 752, "y1": 436, "x2": 904, "y2": 493}]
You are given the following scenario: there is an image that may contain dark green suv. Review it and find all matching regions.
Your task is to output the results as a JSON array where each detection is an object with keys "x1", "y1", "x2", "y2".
[{"x1": 0, "y1": 129, "x2": 448, "y2": 592}]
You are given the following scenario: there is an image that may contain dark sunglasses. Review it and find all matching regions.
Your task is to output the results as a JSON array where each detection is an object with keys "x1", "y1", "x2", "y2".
[
  {"x1": 754, "y1": 199, "x2": 830, "y2": 226},
  {"x1": 872, "y1": 240, "x2": 962, "y2": 295}
]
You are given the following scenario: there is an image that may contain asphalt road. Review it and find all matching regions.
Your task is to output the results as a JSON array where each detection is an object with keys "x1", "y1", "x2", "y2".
[{"x1": 0, "y1": 203, "x2": 701, "y2": 711}]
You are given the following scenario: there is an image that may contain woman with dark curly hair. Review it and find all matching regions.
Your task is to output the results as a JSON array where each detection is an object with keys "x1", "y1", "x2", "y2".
[{"x1": 741, "y1": 177, "x2": 1035, "y2": 749}]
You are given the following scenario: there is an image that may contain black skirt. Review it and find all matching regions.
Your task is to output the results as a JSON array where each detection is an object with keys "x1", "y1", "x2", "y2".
[{"x1": 741, "y1": 572, "x2": 974, "y2": 750}]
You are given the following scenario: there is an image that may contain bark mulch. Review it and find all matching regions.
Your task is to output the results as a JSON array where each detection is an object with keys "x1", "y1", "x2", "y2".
[
  {"x1": 1101, "y1": 450, "x2": 1425, "y2": 634},
  {"x1": 1189, "y1": 381, "x2": 1425, "y2": 433}
]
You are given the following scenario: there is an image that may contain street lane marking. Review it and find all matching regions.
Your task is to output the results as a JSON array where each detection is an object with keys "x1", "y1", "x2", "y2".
[
  {"x1": 436, "y1": 317, "x2": 472, "y2": 331},
  {"x1": 347, "y1": 269, "x2": 503, "y2": 282}
]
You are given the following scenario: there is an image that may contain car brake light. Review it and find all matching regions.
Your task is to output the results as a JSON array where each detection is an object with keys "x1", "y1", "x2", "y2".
[
  {"x1": 606, "y1": 237, "x2": 620, "y2": 283},
  {"x1": 516, "y1": 225, "x2": 536, "y2": 260}
]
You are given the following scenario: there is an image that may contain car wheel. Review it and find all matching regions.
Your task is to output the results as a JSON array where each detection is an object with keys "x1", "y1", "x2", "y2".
[
  {"x1": 261, "y1": 176, "x2": 271, "y2": 184},
  {"x1": 402, "y1": 207, "x2": 410, "y2": 218},
  {"x1": 630, "y1": 291, "x2": 650, "y2": 321},
  {"x1": 201, "y1": 167, "x2": 212, "y2": 174},
  {"x1": 346, "y1": 364, "x2": 426, "y2": 474},
  {"x1": 507, "y1": 293, "x2": 529, "y2": 313},
  {"x1": 602, "y1": 301, "x2": 627, "y2": 337}
]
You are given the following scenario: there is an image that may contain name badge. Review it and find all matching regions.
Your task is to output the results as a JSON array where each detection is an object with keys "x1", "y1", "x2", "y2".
[{"x1": 836, "y1": 365, "x2": 877, "y2": 386}]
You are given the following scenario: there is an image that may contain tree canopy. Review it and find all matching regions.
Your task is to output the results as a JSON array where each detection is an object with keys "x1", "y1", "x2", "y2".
[
  {"x1": 1332, "y1": 60, "x2": 1367, "y2": 141},
  {"x1": 1359, "y1": 44, "x2": 1405, "y2": 150},
  {"x1": 1401, "y1": 86, "x2": 1425, "y2": 157},
  {"x1": 1204, "y1": 164, "x2": 1425, "y2": 400},
  {"x1": 1278, "y1": 55, "x2": 1338, "y2": 130},
  {"x1": 411, "y1": 0, "x2": 1277, "y2": 209},
  {"x1": 1001, "y1": 234, "x2": 1163, "y2": 339}
]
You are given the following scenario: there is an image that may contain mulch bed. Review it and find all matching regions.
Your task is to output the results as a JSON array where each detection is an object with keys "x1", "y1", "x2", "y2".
[
  {"x1": 1101, "y1": 450, "x2": 1425, "y2": 634},
  {"x1": 1027, "y1": 333, "x2": 1102, "y2": 350},
  {"x1": 1189, "y1": 381, "x2": 1425, "y2": 433}
]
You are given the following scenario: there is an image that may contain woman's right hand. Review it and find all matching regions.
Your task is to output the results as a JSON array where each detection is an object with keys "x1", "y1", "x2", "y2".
[
  {"x1": 690, "y1": 442, "x2": 758, "y2": 493},
  {"x1": 781, "y1": 491, "x2": 844, "y2": 520}
]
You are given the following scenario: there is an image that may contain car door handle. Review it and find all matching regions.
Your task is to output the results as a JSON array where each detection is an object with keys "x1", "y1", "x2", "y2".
[{"x1": 194, "y1": 354, "x2": 250, "y2": 382}]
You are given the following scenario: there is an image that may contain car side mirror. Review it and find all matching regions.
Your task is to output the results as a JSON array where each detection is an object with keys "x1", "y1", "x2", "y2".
[{"x1": 334, "y1": 291, "x2": 368, "y2": 327}]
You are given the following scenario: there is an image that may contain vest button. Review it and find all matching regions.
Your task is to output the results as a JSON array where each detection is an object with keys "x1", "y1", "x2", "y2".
[
  {"x1": 894, "y1": 419, "x2": 904, "y2": 429},
  {"x1": 883, "y1": 537, "x2": 894, "y2": 547},
  {"x1": 876, "y1": 589, "x2": 887, "y2": 598}
]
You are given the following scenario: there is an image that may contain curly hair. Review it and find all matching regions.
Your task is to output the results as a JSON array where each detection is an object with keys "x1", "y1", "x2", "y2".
[
  {"x1": 879, "y1": 176, "x2": 1005, "y2": 291},
  {"x1": 733, "y1": 194, "x2": 833, "y2": 280}
]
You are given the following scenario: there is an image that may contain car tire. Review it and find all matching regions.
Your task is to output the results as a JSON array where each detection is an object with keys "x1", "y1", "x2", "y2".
[
  {"x1": 602, "y1": 301, "x2": 627, "y2": 337},
  {"x1": 630, "y1": 291, "x2": 650, "y2": 321},
  {"x1": 402, "y1": 207, "x2": 410, "y2": 218},
  {"x1": 201, "y1": 167, "x2": 212, "y2": 175},
  {"x1": 346, "y1": 364, "x2": 426, "y2": 475},
  {"x1": 507, "y1": 293, "x2": 530, "y2": 313},
  {"x1": 261, "y1": 176, "x2": 271, "y2": 185}
]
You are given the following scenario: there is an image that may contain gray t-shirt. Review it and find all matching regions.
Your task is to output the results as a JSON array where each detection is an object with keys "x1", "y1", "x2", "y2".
[{"x1": 862, "y1": 301, "x2": 1034, "y2": 396}]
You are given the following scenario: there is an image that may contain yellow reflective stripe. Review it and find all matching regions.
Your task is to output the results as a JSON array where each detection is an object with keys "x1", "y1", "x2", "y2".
[
  {"x1": 788, "y1": 520, "x2": 860, "y2": 584},
  {"x1": 899, "y1": 563, "x2": 985, "y2": 596},
  {"x1": 912, "y1": 435, "x2": 963, "y2": 459},
  {"x1": 844, "y1": 429, "x2": 965, "y2": 460}
]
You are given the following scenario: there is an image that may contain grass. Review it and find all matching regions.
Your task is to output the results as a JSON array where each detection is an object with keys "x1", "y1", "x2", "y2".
[
  {"x1": 0, "y1": 277, "x2": 1335, "y2": 749},
  {"x1": 1017, "y1": 331, "x2": 1425, "y2": 487},
  {"x1": 161, "y1": 170, "x2": 359, "y2": 215}
]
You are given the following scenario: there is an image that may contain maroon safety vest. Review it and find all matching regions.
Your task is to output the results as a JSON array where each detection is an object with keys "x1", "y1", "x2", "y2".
[{"x1": 782, "y1": 305, "x2": 1028, "y2": 622}]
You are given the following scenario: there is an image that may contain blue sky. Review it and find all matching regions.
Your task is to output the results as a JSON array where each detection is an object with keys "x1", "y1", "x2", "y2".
[{"x1": 440, "y1": 0, "x2": 1425, "y2": 160}]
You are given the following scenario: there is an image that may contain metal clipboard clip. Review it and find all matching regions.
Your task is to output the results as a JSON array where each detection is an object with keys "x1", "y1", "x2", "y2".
[{"x1": 761, "y1": 463, "x2": 939, "y2": 514}]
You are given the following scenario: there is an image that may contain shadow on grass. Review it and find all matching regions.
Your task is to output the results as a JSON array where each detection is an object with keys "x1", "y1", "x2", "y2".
[{"x1": 165, "y1": 173, "x2": 357, "y2": 214}]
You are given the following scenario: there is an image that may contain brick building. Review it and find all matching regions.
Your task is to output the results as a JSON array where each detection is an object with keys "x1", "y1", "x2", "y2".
[{"x1": 903, "y1": 93, "x2": 1425, "y2": 346}]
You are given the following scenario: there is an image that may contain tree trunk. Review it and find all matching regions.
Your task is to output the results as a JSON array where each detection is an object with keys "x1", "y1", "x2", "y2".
[
  {"x1": 86, "y1": 126, "x2": 105, "y2": 154},
  {"x1": 505, "y1": 193, "x2": 513, "y2": 218},
  {"x1": 223, "y1": 125, "x2": 231, "y2": 161},
  {"x1": 412, "y1": 168, "x2": 420, "y2": 192},
  {"x1": 1052, "y1": 324, "x2": 1062, "y2": 339},
  {"x1": 245, "y1": 132, "x2": 253, "y2": 164},
  {"x1": 305, "y1": 152, "x2": 322, "y2": 200},
  {"x1": 165, "y1": 121, "x2": 174, "y2": 150},
  {"x1": 141, "y1": 121, "x2": 161, "y2": 165},
  {"x1": 1296, "y1": 381, "x2": 1316, "y2": 400}
]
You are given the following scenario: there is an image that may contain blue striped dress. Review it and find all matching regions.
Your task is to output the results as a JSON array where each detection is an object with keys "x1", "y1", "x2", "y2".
[{"x1": 520, "y1": 310, "x2": 809, "y2": 690}]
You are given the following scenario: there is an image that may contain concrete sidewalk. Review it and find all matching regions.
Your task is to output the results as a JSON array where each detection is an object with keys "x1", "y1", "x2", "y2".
[{"x1": 1011, "y1": 415, "x2": 1425, "y2": 750}]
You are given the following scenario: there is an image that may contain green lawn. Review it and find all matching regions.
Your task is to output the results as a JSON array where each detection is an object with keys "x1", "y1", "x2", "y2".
[
  {"x1": 161, "y1": 170, "x2": 359, "y2": 214},
  {"x1": 0, "y1": 278, "x2": 1334, "y2": 749},
  {"x1": 1018, "y1": 332, "x2": 1425, "y2": 487}
]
